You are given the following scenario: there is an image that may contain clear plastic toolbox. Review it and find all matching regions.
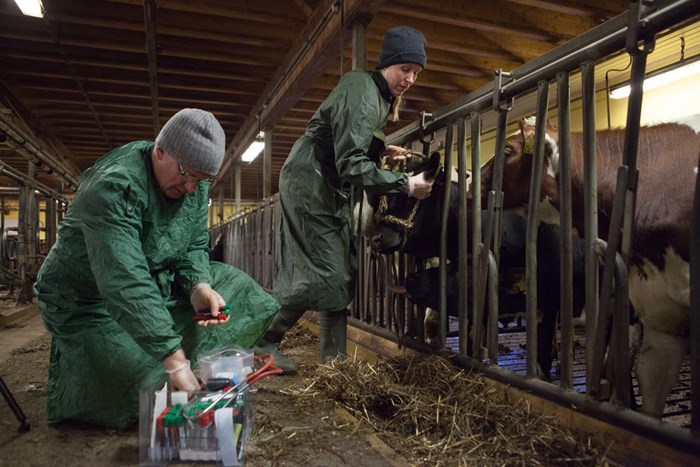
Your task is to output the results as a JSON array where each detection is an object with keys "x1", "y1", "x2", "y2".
[{"x1": 139, "y1": 346, "x2": 278, "y2": 466}]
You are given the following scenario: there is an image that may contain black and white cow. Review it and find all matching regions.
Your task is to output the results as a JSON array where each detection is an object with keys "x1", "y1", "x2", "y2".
[
  {"x1": 477, "y1": 118, "x2": 699, "y2": 418},
  {"x1": 402, "y1": 217, "x2": 586, "y2": 378},
  {"x1": 366, "y1": 153, "x2": 586, "y2": 377}
]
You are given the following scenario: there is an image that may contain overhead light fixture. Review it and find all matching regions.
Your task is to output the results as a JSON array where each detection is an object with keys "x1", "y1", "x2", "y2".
[
  {"x1": 609, "y1": 54, "x2": 700, "y2": 100},
  {"x1": 14, "y1": 0, "x2": 44, "y2": 18},
  {"x1": 241, "y1": 131, "x2": 265, "y2": 162}
]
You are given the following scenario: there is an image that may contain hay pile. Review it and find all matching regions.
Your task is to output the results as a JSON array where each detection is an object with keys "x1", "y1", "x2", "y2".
[{"x1": 289, "y1": 351, "x2": 617, "y2": 466}]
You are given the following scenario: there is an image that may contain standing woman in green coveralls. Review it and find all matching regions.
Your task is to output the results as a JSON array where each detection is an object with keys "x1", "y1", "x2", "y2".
[
  {"x1": 34, "y1": 109, "x2": 280, "y2": 428},
  {"x1": 254, "y1": 26, "x2": 434, "y2": 372}
]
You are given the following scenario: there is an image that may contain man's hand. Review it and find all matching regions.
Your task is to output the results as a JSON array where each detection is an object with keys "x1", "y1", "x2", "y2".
[
  {"x1": 190, "y1": 283, "x2": 226, "y2": 327},
  {"x1": 163, "y1": 349, "x2": 199, "y2": 391}
]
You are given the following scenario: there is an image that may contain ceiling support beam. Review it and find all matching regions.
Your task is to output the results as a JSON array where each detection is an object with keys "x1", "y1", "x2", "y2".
[
  {"x1": 0, "y1": 160, "x2": 65, "y2": 201},
  {"x1": 144, "y1": 0, "x2": 160, "y2": 137},
  {"x1": 352, "y1": 15, "x2": 371, "y2": 71},
  {"x1": 218, "y1": 0, "x2": 389, "y2": 180},
  {"x1": 0, "y1": 112, "x2": 80, "y2": 190}
]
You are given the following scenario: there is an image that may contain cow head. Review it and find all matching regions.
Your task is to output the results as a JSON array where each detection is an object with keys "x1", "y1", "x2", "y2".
[
  {"x1": 478, "y1": 117, "x2": 561, "y2": 223},
  {"x1": 354, "y1": 150, "x2": 443, "y2": 242},
  {"x1": 368, "y1": 152, "x2": 463, "y2": 259}
]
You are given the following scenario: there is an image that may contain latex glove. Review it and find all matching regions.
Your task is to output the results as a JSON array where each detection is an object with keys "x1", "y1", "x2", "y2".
[
  {"x1": 163, "y1": 349, "x2": 199, "y2": 391},
  {"x1": 407, "y1": 172, "x2": 435, "y2": 200},
  {"x1": 381, "y1": 145, "x2": 412, "y2": 169},
  {"x1": 190, "y1": 283, "x2": 227, "y2": 327}
]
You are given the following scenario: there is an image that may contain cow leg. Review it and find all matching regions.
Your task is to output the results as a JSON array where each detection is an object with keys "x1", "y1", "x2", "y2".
[
  {"x1": 635, "y1": 327, "x2": 686, "y2": 418},
  {"x1": 536, "y1": 308, "x2": 557, "y2": 380}
]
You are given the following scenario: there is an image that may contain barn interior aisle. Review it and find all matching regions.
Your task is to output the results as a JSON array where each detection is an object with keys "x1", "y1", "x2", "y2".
[{"x1": 2, "y1": 0, "x2": 700, "y2": 465}]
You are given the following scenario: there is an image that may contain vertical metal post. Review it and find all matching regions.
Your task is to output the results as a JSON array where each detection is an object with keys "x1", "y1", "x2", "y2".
[
  {"x1": 580, "y1": 60, "x2": 599, "y2": 389},
  {"x1": 556, "y1": 70, "x2": 574, "y2": 388},
  {"x1": 440, "y1": 124, "x2": 453, "y2": 349},
  {"x1": 525, "y1": 79, "x2": 550, "y2": 378},
  {"x1": 469, "y1": 113, "x2": 483, "y2": 356},
  {"x1": 456, "y1": 118, "x2": 470, "y2": 356},
  {"x1": 351, "y1": 16, "x2": 370, "y2": 71},
  {"x1": 478, "y1": 108, "x2": 509, "y2": 341}
]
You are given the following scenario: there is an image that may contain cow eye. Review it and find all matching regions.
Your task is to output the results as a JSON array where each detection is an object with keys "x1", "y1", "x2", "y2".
[{"x1": 504, "y1": 147, "x2": 514, "y2": 157}]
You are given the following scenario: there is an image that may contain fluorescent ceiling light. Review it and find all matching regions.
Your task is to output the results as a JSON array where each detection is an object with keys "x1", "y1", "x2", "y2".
[
  {"x1": 14, "y1": 0, "x2": 44, "y2": 18},
  {"x1": 609, "y1": 57, "x2": 700, "y2": 100},
  {"x1": 241, "y1": 140, "x2": 264, "y2": 162}
]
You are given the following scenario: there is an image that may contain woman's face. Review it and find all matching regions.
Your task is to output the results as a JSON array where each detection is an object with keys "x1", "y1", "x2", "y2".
[{"x1": 380, "y1": 63, "x2": 422, "y2": 97}]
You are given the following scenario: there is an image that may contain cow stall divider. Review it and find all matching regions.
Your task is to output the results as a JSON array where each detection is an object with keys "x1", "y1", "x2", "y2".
[{"x1": 210, "y1": 0, "x2": 700, "y2": 456}]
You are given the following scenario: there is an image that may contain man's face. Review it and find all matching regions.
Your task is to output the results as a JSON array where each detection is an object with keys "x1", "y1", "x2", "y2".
[{"x1": 153, "y1": 146, "x2": 213, "y2": 199}]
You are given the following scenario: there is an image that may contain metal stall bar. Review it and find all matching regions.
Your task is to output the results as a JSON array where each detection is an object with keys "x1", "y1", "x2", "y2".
[
  {"x1": 593, "y1": 238, "x2": 632, "y2": 409},
  {"x1": 580, "y1": 60, "x2": 600, "y2": 388},
  {"x1": 440, "y1": 123, "x2": 454, "y2": 348},
  {"x1": 590, "y1": 166, "x2": 630, "y2": 400},
  {"x1": 262, "y1": 203, "x2": 272, "y2": 289},
  {"x1": 486, "y1": 249, "x2": 499, "y2": 363},
  {"x1": 456, "y1": 118, "x2": 470, "y2": 357},
  {"x1": 556, "y1": 70, "x2": 575, "y2": 389},
  {"x1": 398, "y1": 253, "x2": 407, "y2": 338},
  {"x1": 469, "y1": 113, "x2": 483, "y2": 332},
  {"x1": 476, "y1": 108, "x2": 509, "y2": 349},
  {"x1": 524, "y1": 80, "x2": 550, "y2": 378},
  {"x1": 591, "y1": 3, "x2": 655, "y2": 402},
  {"x1": 384, "y1": 252, "x2": 395, "y2": 334}
]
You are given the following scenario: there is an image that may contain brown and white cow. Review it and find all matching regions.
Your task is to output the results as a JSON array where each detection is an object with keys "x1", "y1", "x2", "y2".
[{"x1": 477, "y1": 117, "x2": 700, "y2": 419}]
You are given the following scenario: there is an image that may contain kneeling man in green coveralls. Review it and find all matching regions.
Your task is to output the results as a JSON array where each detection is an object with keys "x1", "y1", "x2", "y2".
[{"x1": 34, "y1": 108, "x2": 280, "y2": 428}]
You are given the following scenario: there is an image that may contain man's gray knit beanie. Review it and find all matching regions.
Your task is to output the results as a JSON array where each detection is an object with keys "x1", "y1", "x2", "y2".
[
  {"x1": 155, "y1": 108, "x2": 225, "y2": 176},
  {"x1": 376, "y1": 26, "x2": 427, "y2": 70}
]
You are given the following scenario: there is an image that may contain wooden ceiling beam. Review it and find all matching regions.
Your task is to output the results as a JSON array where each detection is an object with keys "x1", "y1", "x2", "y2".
[
  {"x1": 219, "y1": 0, "x2": 391, "y2": 178},
  {"x1": 381, "y1": 3, "x2": 558, "y2": 43},
  {"x1": 505, "y1": 0, "x2": 628, "y2": 19}
]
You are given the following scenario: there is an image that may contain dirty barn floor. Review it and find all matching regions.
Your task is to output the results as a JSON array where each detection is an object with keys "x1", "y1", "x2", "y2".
[
  {"x1": 0, "y1": 303, "x2": 405, "y2": 467},
  {"x1": 1, "y1": 300, "x2": 695, "y2": 466}
]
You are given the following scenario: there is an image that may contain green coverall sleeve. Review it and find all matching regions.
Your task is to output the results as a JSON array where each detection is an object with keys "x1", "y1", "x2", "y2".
[
  {"x1": 174, "y1": 185, "x2": 214, "y2": 292},
  {"x1": 79, "y1": 176, "x2": 182, "y2": 361},
  {"x1": 329, "y1": 84, "x2": 408, "y2": 195}
]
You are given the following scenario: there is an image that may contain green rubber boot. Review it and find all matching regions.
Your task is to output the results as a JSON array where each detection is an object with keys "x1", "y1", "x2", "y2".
[
  {"x1": 319, "y1": 309, "x2": 348, "y2": 364},
  {"x1": 253, "y1": 308, "x2": 305, "y2": 374}
]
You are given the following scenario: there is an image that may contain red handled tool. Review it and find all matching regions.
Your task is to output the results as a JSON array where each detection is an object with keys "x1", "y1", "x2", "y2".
[
  {"x1": 192, "y1": 304, "x2": 232, "y2": 321},
  {"x1": 184, "y1": 354, "x2": 282, "y2": 425}
]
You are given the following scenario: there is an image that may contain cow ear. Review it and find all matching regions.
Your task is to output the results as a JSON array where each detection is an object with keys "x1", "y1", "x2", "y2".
[
  {"x1": 519, "y1": 118, "x2": 536, "y2": 142},
  {"x1": 426, "y1": 152, "x2": 441, "y2": 177},
  {"x1": 546, "y1": 120, "x2": 559, "y2": 141}
]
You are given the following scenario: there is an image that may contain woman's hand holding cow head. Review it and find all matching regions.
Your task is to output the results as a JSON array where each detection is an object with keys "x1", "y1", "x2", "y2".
[{"x1": 407, "y1": 172, "x2": 434, "y2": 199}]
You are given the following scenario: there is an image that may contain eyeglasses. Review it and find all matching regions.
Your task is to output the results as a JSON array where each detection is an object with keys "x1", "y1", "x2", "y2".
[{"x1": 177, "y1": 162, "x2": 215, "y2": 183}]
